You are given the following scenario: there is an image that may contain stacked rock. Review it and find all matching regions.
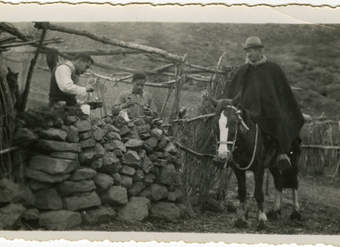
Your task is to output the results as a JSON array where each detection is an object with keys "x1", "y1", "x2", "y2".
[
  {"x1": 83, "y1": 114, "x2": 185, "y2": 223},
  {"x1": 20, "y1": 116, "x2": 114, "y2": 230},
  {"x1": 4, "y1": 109, "x2": 186, "y2": 230}
]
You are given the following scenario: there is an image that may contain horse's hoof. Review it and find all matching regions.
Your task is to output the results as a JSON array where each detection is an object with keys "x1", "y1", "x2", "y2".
[
  {"x1": 257, "y1": 220, "x2": 266, "y2": 231},
  {"x1": 290, "y1": 210, "x2": 302, "y2": 221},
  {"x1": 267, "y1": 209, "x2": 281, "y2": 221},
  {"x1": 234, "y1": 218, "x2": 248, "y2": 228}
]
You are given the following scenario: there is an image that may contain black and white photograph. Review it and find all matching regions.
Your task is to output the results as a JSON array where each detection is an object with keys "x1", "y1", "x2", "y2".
[{"x1": 1, "y1": 4, "x2": 340, "y2": 243}]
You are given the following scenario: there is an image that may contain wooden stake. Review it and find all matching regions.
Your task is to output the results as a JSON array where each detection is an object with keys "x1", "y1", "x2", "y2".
[
  {"x1": 170, "y1": 55, "x2": 187, "y2": 121},
  {"x1": 160, "y1": 76, "x2": 176, "y2": 119},
  {"x1": 18, "y1": 27, "x2": 47, "y2": 112},
  {"x1": 210, "y1": 52, "x2": 226, "y2": 94}
]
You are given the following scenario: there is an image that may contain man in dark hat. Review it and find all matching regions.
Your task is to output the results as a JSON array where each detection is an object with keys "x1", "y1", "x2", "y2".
[
  {"x1": 116, "y1": 72, "x2": 156, "y2": 119},
  {"x1": 48, "y1": 54, "x2": 94, "y2": 111},
  {"x1": 207, "y1": 36, "x2": 304, "y2": 170}
]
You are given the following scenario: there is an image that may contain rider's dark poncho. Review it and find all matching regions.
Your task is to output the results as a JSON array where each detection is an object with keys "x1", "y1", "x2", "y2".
[{"x1": 222, "y1": 61, "x2": 304, "y2": 153}]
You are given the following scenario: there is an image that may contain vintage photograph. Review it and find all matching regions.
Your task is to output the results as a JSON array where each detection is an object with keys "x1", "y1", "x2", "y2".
[{"x1": 1, "y1": 13, "x2": 340, "y2": 237}]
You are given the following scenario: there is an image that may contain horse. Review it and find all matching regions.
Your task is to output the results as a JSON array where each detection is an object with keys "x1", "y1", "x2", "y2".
[{"x1": 217, "y1": 102, "x2": 302, "y2": 229}]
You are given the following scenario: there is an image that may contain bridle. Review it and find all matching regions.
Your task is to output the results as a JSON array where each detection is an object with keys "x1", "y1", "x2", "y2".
[{"x1": 221, "y1": 105, "x2": 259, "y2": 171}]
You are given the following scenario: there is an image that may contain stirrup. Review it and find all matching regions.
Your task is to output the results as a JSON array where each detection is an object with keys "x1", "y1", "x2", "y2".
[
  {"x1": 275, "y1": 153, "x2": 291, "y2": 171},
  {"x1": 276, "y1": 154, "x2": 291, "y2": 165}
]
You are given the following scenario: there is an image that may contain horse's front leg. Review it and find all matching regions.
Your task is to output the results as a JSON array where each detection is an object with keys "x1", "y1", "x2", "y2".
[
  {"x1": 233, "y1": 169, "x2": 248, "y2": 228},
  {"x1": 254, "y1": 168, "x2": 267, "y2": 229}
]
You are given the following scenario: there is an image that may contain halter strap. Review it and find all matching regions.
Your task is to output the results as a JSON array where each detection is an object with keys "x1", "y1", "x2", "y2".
[{"x1": 225, "y1": 105, "x2": 250, "y2": 131}]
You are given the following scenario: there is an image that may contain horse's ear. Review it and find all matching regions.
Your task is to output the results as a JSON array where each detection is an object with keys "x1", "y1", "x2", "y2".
[{"x1": 7, "y1": 67, "x2": 12, "y2": 73}]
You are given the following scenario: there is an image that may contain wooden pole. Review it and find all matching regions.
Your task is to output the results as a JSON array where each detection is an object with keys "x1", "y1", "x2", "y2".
[
  {"x1": 170, "y1": 54, "x2": 187, "y2": 121},
  {"x1": 63, "y1": 49, "x2": 144, "y2": 56},
  {"x1": 94, "y1": 61, "x2": 175, "y2": 77},
  {"x1": 160, "y1": 81, "x2": 175, "y2": 119},
  {"x1": 0, "y1": 23, "x2": 30, "y2": 41},
  {"x1": 0, "y1": 38, "x2": 62, "y2": 49},
  {"x1": 18, "y1": 26, "x2": 47, "y2": 112},
  {"x1": 186, "y1": 63, "x2": 228, "y2": 74},
  {"x1": 210, "y1": 52, "x2": 226, "y2": 95},
  {"x1": 88, "y1": 71, "x2": 175, "y2": 88},
  {"x1": 38, "y1": 22, "x2": 184, "y2": 62}
]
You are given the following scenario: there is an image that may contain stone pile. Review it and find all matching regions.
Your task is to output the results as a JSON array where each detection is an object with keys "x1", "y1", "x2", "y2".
[{"x1": 0, "y1": 111, "x2": 185, "y2": 230}]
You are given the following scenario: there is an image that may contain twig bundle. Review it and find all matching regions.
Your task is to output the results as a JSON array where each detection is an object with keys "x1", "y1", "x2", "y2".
[
  {"x1": 0, "y1": 64, "x2": 16, "y2": 178},
  {"x1": 300, "y1": 121, "x2": 340, "y2": 177}
]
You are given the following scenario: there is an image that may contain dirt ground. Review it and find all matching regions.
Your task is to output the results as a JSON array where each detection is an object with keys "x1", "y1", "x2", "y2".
[{"x1": 79, "y1": 174, "x2": 340, "y2": 234}]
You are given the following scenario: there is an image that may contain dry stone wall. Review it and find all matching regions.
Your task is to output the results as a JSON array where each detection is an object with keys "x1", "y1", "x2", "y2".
[{"x1": 0, "y1": 110, "x2": 185, "y2": 230}]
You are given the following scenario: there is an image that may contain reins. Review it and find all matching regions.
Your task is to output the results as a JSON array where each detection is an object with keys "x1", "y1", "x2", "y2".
[
  {"x1": 232, "y1": 123, "x2": 259, "y2": 171},
  {"x1": 221, "y1": 106, "x2": 259, "y2": 171}
]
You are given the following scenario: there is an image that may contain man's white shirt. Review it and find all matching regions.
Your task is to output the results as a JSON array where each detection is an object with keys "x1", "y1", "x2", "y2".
[{"x1": 55, "y1": 60, "x2": 88, "y2": 104}]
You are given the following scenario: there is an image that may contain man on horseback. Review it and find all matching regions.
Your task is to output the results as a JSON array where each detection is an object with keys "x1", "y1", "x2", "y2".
[{"x1": 210, "y1": 36, "x2": 305, "y2": 171}]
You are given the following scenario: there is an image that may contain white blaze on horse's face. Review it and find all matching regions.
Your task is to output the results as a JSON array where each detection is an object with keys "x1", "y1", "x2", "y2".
[
  {"x1": 119, "y1": 110, "x2": 130, "y2": 122},
  {"x1": 218, "y1": 110, "x2": 231, "y2": 160}
]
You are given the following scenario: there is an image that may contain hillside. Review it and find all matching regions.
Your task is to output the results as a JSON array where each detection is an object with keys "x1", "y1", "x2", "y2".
[{"x1": 11, "y1": 22, "x2": 340, "y2": 119}]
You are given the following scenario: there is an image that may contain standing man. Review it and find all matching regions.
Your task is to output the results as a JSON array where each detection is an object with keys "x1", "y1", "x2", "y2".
[
  {"x1": 48, "y1": 54, "x2": 94, "y2": 112},
  {"x1": 116, "y1": 72, "x2": 156, "y2": 119},
  {"x1": 209, "y1": 36, "x2": 304, "y2": 169}
]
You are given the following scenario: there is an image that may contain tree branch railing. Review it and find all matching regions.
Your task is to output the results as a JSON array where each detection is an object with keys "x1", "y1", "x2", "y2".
[
  {"x1": 0, "y1": 38, "x2": 63, "y2": 49},
  {"x1": 61, "y1": 48, "x2": 144, "y2": 56},
  {"x1": 35, "y1": 22, "x2": 184, "y2": 62}
]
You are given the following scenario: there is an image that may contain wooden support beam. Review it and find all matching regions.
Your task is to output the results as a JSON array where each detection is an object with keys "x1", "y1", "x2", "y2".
[
  {"x1": 0, "y1": 38, "x2": 63, "y2": 49},
  {"x1": 186, "y1": 63, "x2": 229, "y2": 74},
  {"x1": 0, "y1": 37, "x2": 16, "y2": 44},
  {"x1": 38, "y1": 22, "x2": 184, "y2": 62},
  {"x1": 94, "y1": 61, "x2": 175, "y2": 77},
  {"x1": 88, "y1": 71, "x2": 175, "y2": 88},
  {"x1": 0, "y1": 23, "x2": 30, "y2": 41},
  {"x1": 63, "y1": 49, "x2": 144, "y2": 56},
  {"x1": 151, "y1": 63, "x2": 174, "y2": 73},
  {"x1": 188, "y1": 74, "x2": 211, "y2": 82},
  {"x1": 94, "y1": 62, "x2": 137, "y2": 74}
]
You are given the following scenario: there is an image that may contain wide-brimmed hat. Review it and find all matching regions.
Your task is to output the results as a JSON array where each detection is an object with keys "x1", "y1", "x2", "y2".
[{"x1": 243, "y1": 36, "x2": 264, "y2": 50}]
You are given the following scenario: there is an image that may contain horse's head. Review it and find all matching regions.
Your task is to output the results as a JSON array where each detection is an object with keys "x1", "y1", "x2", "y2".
[{"x1": 217, "y1": 101, "x2": 249, "y2": 162}]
